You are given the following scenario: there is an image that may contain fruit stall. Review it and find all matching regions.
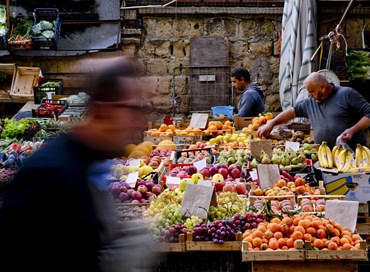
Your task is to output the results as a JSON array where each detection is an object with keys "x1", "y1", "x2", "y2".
[{"x1": 1, "y1": 111, "x2": 370, "y2": 272}]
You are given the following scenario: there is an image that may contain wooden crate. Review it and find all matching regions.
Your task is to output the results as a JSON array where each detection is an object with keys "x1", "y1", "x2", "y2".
[
  {"x1": 10, "y1": 66, "x2": 41, "y2": 103},
  {"x1": 158, "y1": 233, "x2": 186, "y2": 252},
  {"x1": 186, "y1": 232, "x2": 242, "y2": 251},
  {"x1": 0, "y1": 63, "x2": 16, "y2": 103}
]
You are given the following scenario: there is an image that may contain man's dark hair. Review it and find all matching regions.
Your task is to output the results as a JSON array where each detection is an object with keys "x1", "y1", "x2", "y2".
[
  {"x1": 230, "y1": 67, "x2": 251, "y2": 82},
  {"x1": 88, "y1": 57, "x2": 139, "y2": 103}
]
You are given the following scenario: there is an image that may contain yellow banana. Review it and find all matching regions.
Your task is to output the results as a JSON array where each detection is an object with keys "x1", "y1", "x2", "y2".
[
  {"x1": 331, "y1": 145, "x2": 339, "y2": 168},
  {"x1": 334, "y1": 145, "x2": 344, "y2": 169},
  {"x1": 336, "y1": 148, "x2": 347, "y2": 172},
  {"x1": 348, "y1": 166, "x2": 370, "y2": 173},
  {"x1": 340, "y1": 149, "x2": 355, "y2": 173},
  {"x1": 325, "y1": 144, "x2": 333, "y2": 168},
  {"x1": 362, "y1": 145, "x2": 370, "y2": 167},
  {"x1": 355, "y1": 144, "x2": 364, "y2": 168},
  {"x1": 318, "y1": 141, "x2": 329, "y2": 168}
]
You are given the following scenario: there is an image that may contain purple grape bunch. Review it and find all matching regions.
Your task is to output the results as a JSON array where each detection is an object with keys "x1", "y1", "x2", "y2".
[{"x1": 156, "y1": 223, "x2": 188, "y2": 243}]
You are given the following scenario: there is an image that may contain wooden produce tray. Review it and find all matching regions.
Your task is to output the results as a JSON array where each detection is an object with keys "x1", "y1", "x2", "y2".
[
  {"x1": 242, "y1": 240, "x2": 305, "y2": 261},
  {"x1": 185, "y1": 232, "x2": 242, "y2": 252},
  {"x1": 158, "y1": 233, "x2": 186, "y2": 252},
  {"x1": 296, "y1": 194, "x2": 346, "y2": 205},
  {"x1": 249, "y1": 194, "x2": 296, "y2": 206}
]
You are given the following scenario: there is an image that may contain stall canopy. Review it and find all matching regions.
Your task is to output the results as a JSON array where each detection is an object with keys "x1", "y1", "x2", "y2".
[{"x1": 279, "y1": 0, "x2": 317, "y2": 110}]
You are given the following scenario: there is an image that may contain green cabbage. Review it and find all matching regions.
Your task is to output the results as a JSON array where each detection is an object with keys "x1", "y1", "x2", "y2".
[
  {"x1": 41, "y1": 30, "x2": 55, "y2": 39},
  {"x1": 39, "y1": 20, "x2": 53, "y2": 31},
  {"x1": 0, "y1": 24, "x2": 7, "y2": 35},
  {"x1": 0, "y1": 5, "x2": 6, "y2": 24}
]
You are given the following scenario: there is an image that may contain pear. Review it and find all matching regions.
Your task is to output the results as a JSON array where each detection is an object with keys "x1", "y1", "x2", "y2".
[
  {"x1": 281, "y1": 154, "x2": 290, "y2": 166},
  {"x1": 290, "y1": 156, "x2": 300, "y2": 165},
  {"x1": 298, "y1": 152, "x2": 306, "y2": 162},
  {"x1": 261, "y1": 154, "x2": 271, "y2": 164},
  {"x1": 250, "y1": 158, "x2": 258, "y2": 168},
  {"x1": 271, "y1": 154, "x2": 281, "y2": 164}
]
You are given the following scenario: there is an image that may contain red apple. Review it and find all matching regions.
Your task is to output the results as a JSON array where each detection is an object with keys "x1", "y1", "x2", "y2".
[
  {"x1": 137, "y1": 185, "x2": 148, "y2": 194},
  {"x1": 235, "y1": 182, "x2": 247, "y2": 195},
  {"x1": 200, "y1": 168, "x2": 210, "y2": 179},
  {"x1": 118, "y1": 192, "x2": 129, "y2": 202},
  {"x1": 209, "y1": 167, "x2": 218, "y2": 176},
  {"x1": 218, "y1": 167, "x2": 229, "y2": 179},
  {"x1": 152, "y1": 184, "x2": 163, "y2": 195},
  {"x1": 230, "y1": 168, "x2": 241, "y2": 179},
  {"x1": 223, "y1": 181, "x2": 235, "y2": 192},
  {"x1": 127, "y1": 188, "x2": 135, "y2": 197},
  {"x1": 214, "y1": 180, "x2": 226, "y2": 191},
  {"x1": 187, "y1": 166, "x2": 198, "y2": 175},
  {"x1": 131, "y1": 191, "x2": 142, "y2": 201}
]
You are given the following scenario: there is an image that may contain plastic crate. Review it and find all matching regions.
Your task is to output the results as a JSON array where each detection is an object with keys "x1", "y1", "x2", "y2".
[
  {"x1": 0, "y1": 34, "x2": 7, "y2": 50},
  {"x1": 32, "y1": 98, "x2": 68, "y2": 119},
  {"x1": 31, "y1": 8, "x2": 61, "y2": 50},
  {"x1": 33, "y1": 79, "x2": 63, "y2": 104},
  {"x1": 211, "y1": 106, "x2": 234, "y2": 121}
]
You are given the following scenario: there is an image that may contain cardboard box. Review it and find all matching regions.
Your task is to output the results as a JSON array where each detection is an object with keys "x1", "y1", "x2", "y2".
[
  {"x1": 0, "y1": 63, "x2": 16, "y2": 103},
  {"x1": 11, "y1": 66, "x2": 41, "y2": 103},
  {"x1": 322, "y1": 171, "x2": 370, "y2": 203},
  {"x1": 233, "y1": 114, "x2": 254, "y2": 130}
]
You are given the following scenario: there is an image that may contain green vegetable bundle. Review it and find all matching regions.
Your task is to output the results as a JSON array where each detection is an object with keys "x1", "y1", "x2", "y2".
[{"x1": 347, "y1": 50, "x2": 370, "y2": 80}]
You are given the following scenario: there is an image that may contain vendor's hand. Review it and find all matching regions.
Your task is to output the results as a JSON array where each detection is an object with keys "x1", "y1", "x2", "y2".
[
  {"x1": 258, "y1": 122, "x2": 273, "y2": 138},
  {"x1": 339, "y1": 128, "x2": 354, "y2": 143}
]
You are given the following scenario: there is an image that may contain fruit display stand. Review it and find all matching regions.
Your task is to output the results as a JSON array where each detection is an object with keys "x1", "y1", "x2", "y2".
[
  {"x1": 186, "y1": 232, "x2": 243, "y2": 252},
  {"x1": 159, "y1": 233, "x2": 186, "y2": 252},
  {"x1": 242, "y1": 240, "x2": 368, "y2": 272}
]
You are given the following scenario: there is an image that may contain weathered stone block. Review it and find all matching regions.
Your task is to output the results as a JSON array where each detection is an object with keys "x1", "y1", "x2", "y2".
[{"x1": 249, "y1": 41, "x2": 272, "y2": 56}]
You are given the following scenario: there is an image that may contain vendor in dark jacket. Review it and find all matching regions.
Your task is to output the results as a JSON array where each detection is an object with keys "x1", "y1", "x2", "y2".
[
  {"x1": 231, "y1": 67, "x2": 265, "y2": 117},
  {"x1": 258, "y1": 71, "x2": 370, "y2": 150}
]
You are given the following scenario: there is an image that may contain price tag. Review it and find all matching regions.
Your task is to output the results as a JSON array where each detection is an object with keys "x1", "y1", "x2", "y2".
[
  {"x1": 194, "y1": 158, "x2": 206, "y2": 171},
  {"x1": 129, "y1": 159, "x2": 141, "y2": 167},
  {"x1": 326, "y1": 200, "x2": 359, "y2": 232},
  {"x1": 165, "y1": 176, "x2": 181, "y2": 187},
  {"x1": 256, "y1": 164, "x2": 280, "y2": 190},
  {"x1": 181, "y1": 184, "x2": 217, "y2": 219},
  {"x1": 198, "y1": 180, "x2": 212, "y2": 186},
  {"x1": 189, "y1": 113, "x2": 208, "y2": 129},
  {"x1": 249, "y1": 169, "x2": 258, "y2": 181},
  {"x1": 126, "y1": 172, "x2": 139, "y2": 188},
  {"x1": 285, "y1": 141, "x2": 300, "y2": 152}
]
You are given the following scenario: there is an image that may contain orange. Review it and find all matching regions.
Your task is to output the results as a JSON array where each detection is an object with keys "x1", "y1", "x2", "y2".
[
  {"x1": 208, "y1": 125, "x2": 218, "y2": 131},
  {"x1": 294, "y1": 225, "x2": 306, "y2": 235},
  {"x1": 268, "y1": 238, "x2": 279, "y2": 250},
  {"x1": 316, "y1": 228, "x2": 327, "y2": 239},
  {"x1": 251, "y1": 230, "x2": 264, "y2": 239},
  {"x1": 313, "y1": 238, "x2": 324, "y2": 249},
  {"x1": 252, "y1": 237, "x2": 263, "y2": 248},
  {"x1": 327, "y1": 241, "x2": 338, "y2": 250},
  {"x1": 281, "y1": 217, "x2": 293, "y2": 226},
  {"x1": 342, "y1": 243, "x2": 353, "y2": 250},
  {"x1": 278, "y1": 237, "x2": 287, "y2": 248},
  {"x1": 264, "y1": 230, "x2": 274, "y2": 239},
  {"x1": 286, "y1": 237, "x2": 295, "y2": 248},
  {"x1": 159, "y1": 124, "x2": 168, "y2": 132},
  {"x1": 270, "y1": 217, "x2": 281, "y2": 224},
  {"x1": 216, "y1": 121, "x2": 223, "y2": 130},
  {"x1": 298, "y1": 219, "x2": 311, "y2": 229},
  {"x1": 306, "y1": 227, "x2": 317, "y2": 236},
  {"x1": 303, "y1": 233, "x2": 313, "y2": 242},
  {"x1": 273, "y1": 231, "x2": 283, "y2": 240},
  {"x1": 267, "y1": 222, "x2": 280, "y2": 233},
  {"x1": 290, "y1": 231, "x2": 303, "y2": 240}
]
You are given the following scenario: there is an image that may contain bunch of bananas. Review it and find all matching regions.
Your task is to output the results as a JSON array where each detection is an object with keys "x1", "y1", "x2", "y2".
[
  {"x1": 319, "y1": 141, "x2": 370, "y2": 173},
  {"x1": 317, "y1": 141, "x2": 333, "y2": 168}
]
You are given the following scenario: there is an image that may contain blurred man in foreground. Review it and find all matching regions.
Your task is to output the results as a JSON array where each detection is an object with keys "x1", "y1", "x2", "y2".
[{"x1": 0, "y1": 57, "x2": 157, "y2": 272}]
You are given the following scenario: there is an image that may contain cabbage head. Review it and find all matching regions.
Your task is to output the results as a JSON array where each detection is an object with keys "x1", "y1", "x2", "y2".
[
  {"x1": 39, "y1": 20, "x2": 54, "y2": 31},
  {"x1": 42, "y1": 30, "x2": 55, "y2": 39}
]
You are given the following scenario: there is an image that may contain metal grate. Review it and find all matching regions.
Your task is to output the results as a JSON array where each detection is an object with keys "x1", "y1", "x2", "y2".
[{"x1": 171, "y1": 65, "x2": 232, "y2": 115}]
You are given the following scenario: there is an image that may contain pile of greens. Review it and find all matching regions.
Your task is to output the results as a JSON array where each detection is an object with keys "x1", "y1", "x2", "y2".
[
  {"x1": 0, "y1": 118, "x2": 40, "y2": 140},
  {"x1": 31, "y1": 20, "x2": 56, "y2": 39},
  {"x1": 11, "y1": 16, "x2": 34, "y2": 37},
  {"x1": 347, "y1": 50, "x2": 370, "y2": 80},
  {"x1": 0, "y1": 5, "x2": 7, "y2": 36}
]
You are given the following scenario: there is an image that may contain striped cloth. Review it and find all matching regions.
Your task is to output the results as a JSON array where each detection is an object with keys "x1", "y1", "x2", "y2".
[{"x1": 279, "y1": 0, "x2": 317, "y2": 110}]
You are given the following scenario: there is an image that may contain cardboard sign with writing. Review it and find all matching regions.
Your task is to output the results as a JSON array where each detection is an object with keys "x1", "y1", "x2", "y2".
[
  {"x1": 325, "y1": 200, "x2": 359, "y2": 232},
  {"x1": 181, "y1": 184, "x2": 217, "y2": 219},
  {"x1": 189, "y1": 113, "x2": 209, "y2": 129},
  {"x1": 250, "y1": 140, "x2": 273, "y2": 159},
  {"x1": 126, "y1": 172, "x2": 139, "y2": 188},
  {"x1": 256, "y1": 164, "x2": 280, "y2": 190}
]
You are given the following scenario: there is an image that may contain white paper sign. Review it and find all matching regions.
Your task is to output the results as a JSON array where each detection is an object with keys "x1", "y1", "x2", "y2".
[
  {"x1": 249, "y1": 169, "x2": 258, "y2": 181},
  {"x1": 194, "y1": 159, "x2": 207, "y2": 171},
  {"x1": 189, "y1": 113, "x2": 208, "y2": 129},
  {"x1": 256, "y1": 164, "x2": 281, "y2": 190},
  {"x1": 126, "y1": 172, "x2": 139, "y2": 188},
  {"x1": 285, "y1": 141, "x2": 300, "y2": 152},
  {"x1": 325, "y1": 200, "x2": 359, "y2": 233},
  {"x1": 198, "y1": 180, "x2": 212, "y2": 186},
  {"x1": 129, "y1": 159, "x2": 141, "y2": 167},
  {"x1": 165, "y1": 176, "x2": 181, "y2": 186}
]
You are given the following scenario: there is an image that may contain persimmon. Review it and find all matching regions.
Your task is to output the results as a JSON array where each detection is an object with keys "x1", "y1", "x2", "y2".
[
  {"x1": 316, "y1": 228, "x2": 327, "y2": 239},
  {"x1": 327, "y1": 241, "x2": 338, "y2": 250},
  {"x1": 340, "y1": 237, "x2": 350, "y2": 246},
  {"x1": 281, "y1": 245, "x2": 289, "y2": 250},
  {"x1": 313, "y1": 238, "x2": 324, "y2": 249},
  {"x1": 257, "y1": 224, "x2": 267, "y2": 233},
  {"x1": 294, "y1": 225, "x2": 306, "y2": 235},
  {"x1": 330, "y1": 236, "x2": 341, "y2": 245},
  {"x1": 290, "y1": 231, "x2": 303, "y2": 240},
  {"x1": 251, "y1": 229, "x2": 264, "y2": 239},
  {"x1": 268, "y1": 238, "x2": 279, "y2": 250},
  {"x1": 274, "y1": 231, "x2": 283, "y2": 240},
  {"x1": 306, "y1": 227, "x2": 317, "y2": 236},
  {"x1": 303, "y1": 233, "x2": 313, "y2": 242},
  {"x1": 351, "y1": 234, "x2": 361, "y2": 242},
  {"x1": 264, "y1": 230, "x2": 274, "y2": 239},
  {"x1": 298, "y1": 219, "x2": 311, "y2": 229},
  {"x1": 281, "y1": 217, "x2": 293, "y2": 226},
  {"x1": 280, "y1": 224, "x2": 290, "y2": 235},
  {"x1": 267, "y1": 222, "x2": 280, "y2": 233},
  {"x1": 252, "y1": 237, "x2": 263, "y2": 247},
  {"x1": 342, "y1": 243, "x2": 353, "y2": 250},
  {"x1": 286, "y1": 238, "x2": 295, "y2": 248},
  {"x1": 278, "y1": 238, "x2": 287, "y2": 248}
]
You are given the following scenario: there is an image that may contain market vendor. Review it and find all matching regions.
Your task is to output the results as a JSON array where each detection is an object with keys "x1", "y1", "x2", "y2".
[
  {"x1": 231, "y1": 67, "x2": 265, "y2": 117},
  {"x1": 258, "y1": 71, "x2": 370, "y2": 150}
]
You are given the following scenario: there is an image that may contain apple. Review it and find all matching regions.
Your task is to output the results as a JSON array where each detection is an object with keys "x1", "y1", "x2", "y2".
[
  {"x1": 137, "y1": 179, "x2": 146, "y2": 186},
  {"x1": 212, "y1": 173, "x2": 224, "y2": 182},
  {"x1": 209, "y1": 167, "x2": 218, "y2": 176},
  {"x1": 191, "y1": 173, "x2": 204, "y2": 184},
  {"x1": 218, "y1": 167, "x2": 229, "y2": 179},
  {"x1": 152, "y1": 184, "x2": 163, "y2": 195},
  {"x1": 187, "y1": 166, "x2": 198, "y2": 175},
  {"x1": 235, "y1": 182, "x2": 247, "y2": 195},
  {"x1": 118, "y1": 192, "x2": 129, "y2": 202},
  {"x1": 127, "y1": 188, "x2": 135, "y2": 197},
  {"x1": 179, "y1": 179, "x2": 188, "y2": 192},
  {"x1": 230, "y1": 168, "x2": 241, "y2": 179},
  {"x1": 145, "y1": 181, "x2": 155, "y2": 191},
  {"x1": 177, "y1": 170, "x2": 188, "y2": 177},
  {"x1": 137, "y1": 185, "x2": 148, "y2": 194},
  {"x1": 200, "y1": 168, "x2": 210, "y2": 179},
  {"x1": 131, "y1": 191, "x2": 142, "y2": 201},
  {"x1": 223, "y1": 181, "x2": 235, "y2": 192},
  {"x1": 144, "y1": 191, "x2": 153, "y2": 199},
  {"x1": 214, "y1": 180, "x2": 225, "y2": 191}
]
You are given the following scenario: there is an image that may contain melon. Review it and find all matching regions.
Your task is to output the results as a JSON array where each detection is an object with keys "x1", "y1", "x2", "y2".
[{"x1": 156, "y1": 140, "x2": 177, "y2": 150}]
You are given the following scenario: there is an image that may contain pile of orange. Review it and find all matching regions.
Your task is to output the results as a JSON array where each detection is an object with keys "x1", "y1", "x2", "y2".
[
  {"x1": 242, "y1": 113, "x2": 273, "y2": 133},
  {"x1": 204, "y1": 120, "x2": 234, "y2": 136},
  {"x1": 243, "y1": 213, "x2": 362, "y2": 251},
  {"x1": 174, "y1": 126, "x2": 202, "y2": 137},
  {"x1": 146, "y1": 124, "x2": 176, "y2": 137}
]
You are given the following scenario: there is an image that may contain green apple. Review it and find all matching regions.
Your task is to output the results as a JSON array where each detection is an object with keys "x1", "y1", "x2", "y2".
[
  {"x1": 179, "y1": 178, "x2": 194, "y2": 192},
  {"x1": 191, "y1": 173, "x2": 204, "y2": 184},
  {"x1": 212, "y1": 173, "x2": 224, "y2": 182}
]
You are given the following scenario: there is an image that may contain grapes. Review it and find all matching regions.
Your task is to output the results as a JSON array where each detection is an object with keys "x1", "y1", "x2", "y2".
[{"x1": 155, "y1": 223, "x2": 188, "y2": 243}]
